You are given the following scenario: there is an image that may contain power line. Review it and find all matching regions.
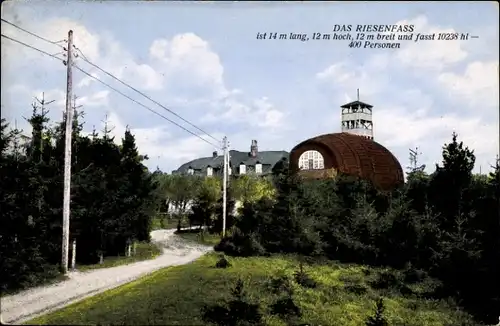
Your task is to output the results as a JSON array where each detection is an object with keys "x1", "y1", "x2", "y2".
[
  {"x1": 1, "y1": 18, "x2": 65, "y2": 47},
  {"x1": 74, "y1": 65, "x2": 221, "y2": 148},
  {"x1": 1, "y1": 34, "x2": 64, "y2": 62},
  {"x1": 73, "y1": 47, "x2": 221, "y2": 144},
  {"x1": 1, "y1": 32, "x2": 221, "y2": 149}
]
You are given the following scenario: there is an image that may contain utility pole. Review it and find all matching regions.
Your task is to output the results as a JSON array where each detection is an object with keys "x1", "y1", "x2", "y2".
[
  {"x1": 61, "y1": 30, "x2": 74, "y2": 275},
  {"x1": 222, "y1": 136, "x2": 228, "y2": 238}
]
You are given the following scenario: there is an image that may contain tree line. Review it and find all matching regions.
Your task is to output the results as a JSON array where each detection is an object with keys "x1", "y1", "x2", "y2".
[
  {"x1": 215, "y1": 132, "x2": 500, "y2": 325},
  {"x1": 153, "y1": 171, "x2": 276, "y2": 231},
  {"x1": 1, "y1": 99, "x2": 157, "y2": 293}
]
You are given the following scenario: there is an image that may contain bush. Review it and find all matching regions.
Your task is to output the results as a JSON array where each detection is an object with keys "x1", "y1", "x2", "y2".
[
  {"x1": 214, "y1": 231, "x2": 267, "y2": 257},
  {"x1": 370, "y1": 270, "x2": 401, "y2": 290},
  {"x1": 365, "y1": 297, "x2": 389, "y2": 326},
  {"x1": 215, "y1": 255, "x2": 231, "y2": 269},
  {"x1": 345, "y1": 283, "x2": 368, "y2": 295},
  {"x1": 403, "y1": 264, "x2": 428, "y2": 284},
  {"x1": 270, "y1": 297, "x2": 302, "y2": 318},
  {"x1": 201, "y1": 278, "x2": 263, "y2": 326},
  {"x1": 266, "y1": 273, "x2": 294, "y2": 296},
  {"x1": 293, "y1": 262, "x2": 317, "y2": 289}
]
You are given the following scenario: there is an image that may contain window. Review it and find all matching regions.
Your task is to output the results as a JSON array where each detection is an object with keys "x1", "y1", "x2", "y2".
[
  {"x1": 240, "y1": 164, "x2": 246, "y2": 174},
  {"x1": 188, "y1": 167, "x2": 194, "y2": 175},
  {"x1": 298, "y1": 150, "x2": 324, "y2": 170},
  {"x1": 207, "y1": 166, "x2": 213, "y2": 177},
  {"x1": 228, "y1": 167, "x2": 232, "y2": 175},
  {"x1": 255, "y1": 163, "x2": 262, "y2": 174}
]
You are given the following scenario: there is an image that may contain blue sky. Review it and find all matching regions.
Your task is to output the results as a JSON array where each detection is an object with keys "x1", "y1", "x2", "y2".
[{"x1": 2, "y1": 1, "x2": 498, "y2": 174}]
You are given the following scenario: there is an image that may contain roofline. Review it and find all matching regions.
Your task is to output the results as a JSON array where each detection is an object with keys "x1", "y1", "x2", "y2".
[{"x1": 340, "y1": 100, "x2": 373, "y2": 109}]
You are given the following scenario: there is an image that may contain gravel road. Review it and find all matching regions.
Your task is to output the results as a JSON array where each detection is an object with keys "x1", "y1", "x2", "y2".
[{"x1": 1, "y1": 229, "x2": 212, "y2": 325}]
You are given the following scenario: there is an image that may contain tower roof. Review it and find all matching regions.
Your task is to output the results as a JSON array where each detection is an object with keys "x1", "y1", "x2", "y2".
[{"x1": 340, "y1": 100, "x2": 373, "y2": 109}]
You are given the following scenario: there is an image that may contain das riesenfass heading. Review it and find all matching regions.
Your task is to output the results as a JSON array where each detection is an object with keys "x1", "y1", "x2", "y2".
[{"x1": 333, "y1": 24, "x2": 415, "y2": 33}]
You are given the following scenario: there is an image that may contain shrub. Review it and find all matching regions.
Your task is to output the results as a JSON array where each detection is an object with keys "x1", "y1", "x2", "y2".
[
  {"x1": 293, "y1": 262, "x2": 317, "y2": 289},
  {"x1": 370, "y1": 270, "x2": 401, "y2": 290},
  {"x1": 267, "y1": 273, "x2": 294, "y2": 296},
  {"x1": 365, "y1": 297, "x2": 389, "y2": 326},
  {"x1": 345, "y1": 283, "x2": 368, "y2": 295},
  {"x1": 215, "y1": 255, "x2": 231, "y2": 269},
  {"x1": 201, "y1": 278, "x2": 263, "y2": 326},
  {"x1": 214, "y1": 231, "x2": 267, "y2": 257},
  {"x1": 270, "y1": 297, "x2": 302, "y2": 318},
  {"x1": 403, "y1": 264, "x2": 428, "y2": 284}
]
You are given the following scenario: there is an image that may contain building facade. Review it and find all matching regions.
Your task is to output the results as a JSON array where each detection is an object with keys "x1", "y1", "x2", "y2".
[{"x1": 173, "y1": 140, "x2": 289, "y2": 177}]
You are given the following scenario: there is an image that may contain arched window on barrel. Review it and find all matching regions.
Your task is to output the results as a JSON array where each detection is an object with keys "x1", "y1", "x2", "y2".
[{"x1": 298, "y1": 150, "x2": 324, "y2": 170}]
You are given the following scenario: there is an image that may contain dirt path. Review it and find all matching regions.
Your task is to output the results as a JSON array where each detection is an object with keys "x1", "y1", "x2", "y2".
[{"x1": 0, "y1": 229, "x2": 212, "y2": 324}]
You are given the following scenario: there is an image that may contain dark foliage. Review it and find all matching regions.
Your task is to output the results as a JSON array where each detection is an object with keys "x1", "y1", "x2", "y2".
[
  {"x1": 215, "y1": 254, "x2": 231, "y2": 268},
  {"x1": 365, "y1": 298, "x2": 389, "y2": 326},
  {"x1": 270, "y1": 297, "x2": 302, "y2": 318},
  {"x1": 293, "y1": 262, "x2": 317, "y2": 289},
  {"x1": 201, "y1": 278, "x2": 263, "y2": 326},
  {"x1": 266, "y1": 273, "x2": 294, "y2": 296},
  {"x1": 215, "y1": 132, "x2": 500, "y2": 325},
  {"x1": 0, "y1": 102, "x2": 157, "y2": 293}
]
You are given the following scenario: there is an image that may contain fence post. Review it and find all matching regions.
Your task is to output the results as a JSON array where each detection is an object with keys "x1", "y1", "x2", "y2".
[{"x1": 71, "y1": 239, "x2": 76, "y2": 270}]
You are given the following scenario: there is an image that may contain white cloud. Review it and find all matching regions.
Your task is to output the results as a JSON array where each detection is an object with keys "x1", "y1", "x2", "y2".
[
  {"x1": 203, "y1": 96, "x2": 287, "y2": 130},
  {"x1": 76, "y1": 73, "x2": 99, "y2": 88},
  {"x1": 394, "y1": 15, "x2": 469, "y2": 70},
  {"x1": 149, "y1": 33, "x2": 229, "y2": 99},
  {"x1": 374, "y1": 105, "x2": 498, "y2": 173},
  {"x1": 77, "y1": 90, "x2": 109, "y2": 108},
  {"x1": 3, "y1": 13, "x2": 286, "y2": 138},
  {"x1": 438, "y1": 60, "x2": 499, "y2": 108},
  {"x1": 316, "y1": 62, "x2": 388, "y2": 99},
  {"x1": 1, "y1": 16, "x2": 100, "y2": 69},
  {"x1": 102, "y1": 111, "x2": 224, "y2": 172}
]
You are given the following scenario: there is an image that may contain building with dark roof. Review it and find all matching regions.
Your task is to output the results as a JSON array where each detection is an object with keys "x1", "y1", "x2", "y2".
[{"x1": 173, "y1": 140, "x2": 289, "y2": 177}]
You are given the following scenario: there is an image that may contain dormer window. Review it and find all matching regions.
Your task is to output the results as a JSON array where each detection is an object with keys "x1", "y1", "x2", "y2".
[
  {"x1": 187, "y1": 167, "x2": 194, "y2": 175},
  {"x1": 255, "y1": 162, "x2": 262, "y2": 174},
  {"x1": 239, "y1": 164, "x2": 246, "y2": 175},
  {"x1": 207, "y1": 166, "x2": 213, "y2": 177}
]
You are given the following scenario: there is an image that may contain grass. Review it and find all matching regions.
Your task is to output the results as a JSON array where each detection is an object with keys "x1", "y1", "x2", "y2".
[
  {"x1": 27, "y1": 253, "x2": 475, "y2": 326},
  {"x1": 76, "y1": 242, "x2": 162, "y2": 272},
  {"x1": 175, "y1": 229, "x2": 222, "y2": 246}
]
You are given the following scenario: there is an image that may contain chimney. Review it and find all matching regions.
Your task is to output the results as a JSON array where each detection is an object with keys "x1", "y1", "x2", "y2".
[
  {"x1": 250, "y1": 140, "x2": 258, "y2": 158},
  {"x1": 213, "y1": 151, "x2": 218, "y2": 158}
]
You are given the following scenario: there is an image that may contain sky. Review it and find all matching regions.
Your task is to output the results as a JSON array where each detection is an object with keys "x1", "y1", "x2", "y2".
[{"x1": 1, "y1": 1, "x2": 499, "y2": 174}]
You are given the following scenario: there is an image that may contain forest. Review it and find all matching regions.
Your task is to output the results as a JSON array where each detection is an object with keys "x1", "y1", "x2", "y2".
[
  {"x1": 212, "y1": 133, "x2": 500, "y2": 325},
  {"x1": 1, "y1": 101, "x2": 158, "y2": 293},
  {"x1": 1, "y1": 99, "x2": 499, "y2": 325}
]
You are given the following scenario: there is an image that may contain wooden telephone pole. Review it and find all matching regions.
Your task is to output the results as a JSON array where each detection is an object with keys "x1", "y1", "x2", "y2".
[{"x1": 61, "y1": 30, "x2": 74, "y2": 275}]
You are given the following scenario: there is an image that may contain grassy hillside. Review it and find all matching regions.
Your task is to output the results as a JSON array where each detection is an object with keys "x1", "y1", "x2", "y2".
[{"x1": 28, "y1": 253, "x2": 473, "y2": 326}]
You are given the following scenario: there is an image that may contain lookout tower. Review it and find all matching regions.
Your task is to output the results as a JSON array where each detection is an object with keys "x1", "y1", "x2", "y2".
[{"x1": 341, "y1": 89, "x2": 374, "y2": 140}]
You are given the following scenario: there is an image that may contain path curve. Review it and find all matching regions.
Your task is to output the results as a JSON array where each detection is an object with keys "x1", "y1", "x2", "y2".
[{"x1": 0, "y1": 229, "x2": 213, "y2": 324}]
